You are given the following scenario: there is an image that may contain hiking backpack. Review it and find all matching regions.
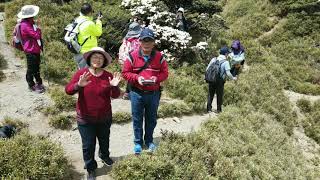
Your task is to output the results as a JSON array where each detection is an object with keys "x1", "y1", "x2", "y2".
[
  {"x1": 118, "y1": 38, "x2": 141, "y2": 64},
  {"x1": 64, "y1": 19, "x2": 89, "y2": 54},
  {"x1": 11, "y1": 23, "x2": 24, "y2": 51},
  {"x1": 205, "y1": 58, "x2": 225, "y2": 83}
]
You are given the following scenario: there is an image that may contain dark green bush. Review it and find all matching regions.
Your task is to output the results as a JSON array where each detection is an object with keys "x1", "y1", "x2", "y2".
[
  {"x1": 296, "y1": 98, "x2": 312, "y2": 113},
  {"x1": 0, "y1": 131, "x2": 71, "y2": 179},
  {"x1": 49, "y1": 114, "x2": 74, "y2": 130},
  {"x1": 301, "y1": 100, "x2": 320, "y2": 144},
  {"x1": 113, "y1": 112, "x2": 131, "y2": 124}
]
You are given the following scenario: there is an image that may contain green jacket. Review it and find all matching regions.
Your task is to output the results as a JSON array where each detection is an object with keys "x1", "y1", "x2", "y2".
[{"x1": 76, "y1": 15, "x2": 102, "y2": 54}]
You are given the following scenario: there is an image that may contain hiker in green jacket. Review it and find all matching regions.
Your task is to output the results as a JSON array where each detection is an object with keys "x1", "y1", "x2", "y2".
[{"x1": 74, "y1": 3, "x2": 102, "y2": 69}]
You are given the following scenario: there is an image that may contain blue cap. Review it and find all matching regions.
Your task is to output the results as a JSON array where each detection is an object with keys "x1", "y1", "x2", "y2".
[
  {"x1": 139, "y1": 28, "x2": 155, "y2": 40},
  {"x1": 219, "y1": 46, "x2": 230, "y2": 55}
]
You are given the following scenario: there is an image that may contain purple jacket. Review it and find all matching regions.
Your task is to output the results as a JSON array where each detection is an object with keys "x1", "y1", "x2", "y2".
[{"x1": 20, "y1": 19, "x2": 42, "y2": 54}]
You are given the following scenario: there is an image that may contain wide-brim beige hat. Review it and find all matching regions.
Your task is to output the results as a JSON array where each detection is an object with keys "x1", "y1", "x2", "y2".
[
  {"x1": 17, "y1": 5, "x2": 39, "y2": 19},
  {"x1": 83, "y1": 47, "x2": 112, "y2": 65}
]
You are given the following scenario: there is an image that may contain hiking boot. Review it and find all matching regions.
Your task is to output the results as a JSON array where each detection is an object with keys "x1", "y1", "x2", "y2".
[
  {"x1": 35, "y1": 84, "x2": 45, "y2": 93},
  {"x1": 146, "y1": 143, "x2": 156, "y2": 153},
  {"x1": 87, "y1": 170, "x2": 96, "y2": 180},
  {"x1": 134, "y1": 144, "x2": 142, "y2": 155},
  {"x1": 101, "y1": 157, "x2": 114, "y2": 166},
  {"x1": 28, "y1": 85, "x2": 36, "y2": 92}
]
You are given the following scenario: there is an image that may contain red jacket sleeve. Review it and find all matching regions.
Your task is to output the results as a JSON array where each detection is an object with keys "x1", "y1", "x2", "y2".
[
  {"x1": 157, "y1": 60, "x2": 169, "y2": 83},
  {"x1": 65, "y1": 70, "x2": 82, "y2": 95},
  {"x1": 122, "y1": 58, "x2": 139, "y2": 83}
]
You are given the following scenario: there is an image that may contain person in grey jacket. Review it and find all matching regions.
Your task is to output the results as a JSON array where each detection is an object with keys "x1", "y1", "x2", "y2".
[{"x1": 206, "y1": 46, "x2": 237, "y2": 113}]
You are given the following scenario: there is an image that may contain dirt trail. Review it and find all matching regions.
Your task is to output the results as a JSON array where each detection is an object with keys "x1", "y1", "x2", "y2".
[{"x1": 0, "y1": 18, "x2": 216, "y2": 179}]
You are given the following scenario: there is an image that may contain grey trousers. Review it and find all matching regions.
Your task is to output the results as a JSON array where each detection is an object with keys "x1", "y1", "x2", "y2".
[{"x1": 74, "y1": 53, "x2": 88, "y2": 69}]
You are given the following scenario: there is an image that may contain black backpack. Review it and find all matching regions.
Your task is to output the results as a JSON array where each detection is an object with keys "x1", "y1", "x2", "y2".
[
  {"x1": 205, "y1": 58, "x2": 225, "y2": 83},
  {"x1": 0, "y1": 125, "x2": 16, "y2": 138}
]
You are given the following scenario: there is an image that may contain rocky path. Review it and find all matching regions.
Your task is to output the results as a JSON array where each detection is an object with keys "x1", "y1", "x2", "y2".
[{"x1": 0, "y1": 17, "x2": 215, "y2": 179}]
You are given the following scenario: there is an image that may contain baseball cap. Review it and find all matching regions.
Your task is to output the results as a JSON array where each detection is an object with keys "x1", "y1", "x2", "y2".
[{"x1": 139, "y1": 28, "x2": 155, "y2": 41}]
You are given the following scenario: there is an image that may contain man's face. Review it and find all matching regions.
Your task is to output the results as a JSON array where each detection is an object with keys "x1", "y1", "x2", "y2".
[{"x1": 140, "y1": 37, "x2": 155, "y2": 52}]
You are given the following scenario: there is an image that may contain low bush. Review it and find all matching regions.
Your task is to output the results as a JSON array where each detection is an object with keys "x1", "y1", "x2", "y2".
[
  {"x1": 296, "y1": 98, "x2": 312, "y2": 113},
  {"x1": 301, "y1": 100, "x2": 320, "y2": 144},
  {"x1": 1, "y1": 116, "x2": 28, "y2": 131},
  {"x1": 113, "y1": 112, "x2": 131, "y2": 124},
  {"x1": 0, "y1": 131, "x2": 71, "y2": 179},
  {"x1": 112, "y1": 108, "x2": 320, "y2": 179},
  {"x1": 49, "y1": 87, "x2": 76, "y2": 112},
  {"x1": 0, "y1": 53, "x2": 7, "y2": 69},
  {"x1": 40, "y1": 106, "x2": 60, "y2": 116},
  {"x1": 158, "y1": 102, "x2": 192, "y2": 118},
  {"x1": 49, "y1": 114, "x2": 74, "y2": 130}
]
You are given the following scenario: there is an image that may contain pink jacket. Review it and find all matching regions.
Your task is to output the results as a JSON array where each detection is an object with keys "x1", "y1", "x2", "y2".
[{"x1": 20, "y1": 19, "x2": 42, "y2": 54}]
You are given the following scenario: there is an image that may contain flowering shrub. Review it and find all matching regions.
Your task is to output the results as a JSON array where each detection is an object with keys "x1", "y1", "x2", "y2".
[{"x1": 121, "y1": 0, "x2": 194, "y2": 61}]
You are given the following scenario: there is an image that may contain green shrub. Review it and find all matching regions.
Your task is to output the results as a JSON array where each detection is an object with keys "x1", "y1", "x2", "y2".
[
  {"x1": 296, "y1": 98, "x2": 312, "y2": 113},
  {"x1": 40, "y1": 106, "x2": 60, "y2": 116},
  {"x1": 113, "y1": 112, "x2": 131, "y2": 124},
  {"x1": 0, "y1": 53, "x2": 7, "y2": 69},
  {"x1": 158, "y1": 102, "x2": 192, "y2": 118},
  {"x1": 1, "y1": 116, "x2": 28, "y2": 131},
  {"x1": 49, "y1": 87, "x2": 76, "y2": 112},
  {"x1": 302, "y1": 100, "x2": 320, "y2": 144},
  {"x1": 112, "y1": 108, "x2": 320, "y2": 179},
  {"x1": 0, "y1": 131, "x2": 71, "y2": 179},
  {"x1": 49, "y1": 114, "x2": 74, "y2": 130}
]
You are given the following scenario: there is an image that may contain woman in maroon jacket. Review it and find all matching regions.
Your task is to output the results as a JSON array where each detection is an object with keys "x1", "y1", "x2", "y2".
[
  {"x1": 65, "y1": 47, "x2": 121, "y2": 178},
  {"x1": 17, "y1": 5, "x2": 44, "y2": 93}
]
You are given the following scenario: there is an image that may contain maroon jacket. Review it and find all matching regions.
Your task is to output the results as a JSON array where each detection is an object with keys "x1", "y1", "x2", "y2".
[
  {"x1": 20, "y1": 18, "x2": 42, "y2": 54},
  {"x1": 122, "y1": 48, "x2": 169, "y2": 91},
  {"x1": 65, "y1": 68, "x2": 120, "y2": 124}
]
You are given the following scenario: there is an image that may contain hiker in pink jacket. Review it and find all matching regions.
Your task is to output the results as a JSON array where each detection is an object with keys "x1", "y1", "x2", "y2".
[{"x1": 18, "y1": 5, "x2": 44, "y2": 93}]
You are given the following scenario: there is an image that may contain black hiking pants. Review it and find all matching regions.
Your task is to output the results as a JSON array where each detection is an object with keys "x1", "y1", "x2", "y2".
[
  {"x1": 78, "y1": 119, "x2": 112, "y2": 172},
  {"x1": 26, "y1": 53, "x2": 42, "y2": 88},
  {"x1": 207, "y1": 80, "x2": 224, "y2": 112}
]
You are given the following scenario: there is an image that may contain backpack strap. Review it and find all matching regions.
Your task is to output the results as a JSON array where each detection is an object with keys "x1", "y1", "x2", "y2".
[
  {"x1": 77, "y1": 19, "x2": 90, "y2": 47},
  {"x1": 128, "y1": 51, "x2": 164, "y2": 74},
  {"x1": 218, "y1": 60, "x2": 226, "y2": 78}
]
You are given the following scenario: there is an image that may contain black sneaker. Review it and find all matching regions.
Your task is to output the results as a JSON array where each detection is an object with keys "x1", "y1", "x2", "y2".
[
  {"x1": 101, "y1": 157, "x2": 114, "y2": 166},
  {"x1": 87, "y1": 170, "x2": 96, "y2": 180}
]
